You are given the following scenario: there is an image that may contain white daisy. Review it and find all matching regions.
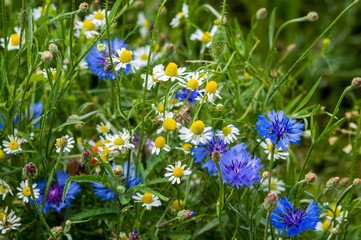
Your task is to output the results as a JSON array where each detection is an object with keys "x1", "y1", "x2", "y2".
[
  {"x1": 190, "y1": 25, "x2": 219, "y2": 48},
  {"x1": 179, "y1": 120, "x2": 212, "y2": 145},
  {"x1": 85, "y1": 9, "x2": 109, "y2": 27},
  {"x1": 105, "y1": 129, "x2": 135, "y2": 152},
  {"x1": 157, "y1": 112, "x2": 180, "y2": 134},
  {"x1": 151, "y1": 102, "x2": 166, "y2": 115},
  {"x1": 201, "y1": 80, "x2": 222, "y2": 103},
  {"x1": 97, "y1": 145, "x2": 115, "y2": 163},
  {"x1": 137, "y1": 12, "x2": 151, "y2": 38},
  {"x1": 42, "y1": 67, "x2": 57, "y2": 80},
  {"x1": 74, "y1": 19, "x2": 99, "y2": 39},
  {"x1": 217, "y1": 124, "x2": 240, "y2": 144},
  {"x1": 316, "y1": 219, "x2": 333, "y2": 232},
  {"x1": 142, "y1": 64, "x2": 164, "y2": 90},
  {"x1": 258, "y1": 138, "x2": 289, "y2": 160},
  {"x1": 154, "y1": 62, "x2": 187, "y2": 82},
  {"x1": 55, "y1": 135, "x2": 75, "y2": 153},
  {"x1": 175, "y1": 143, "x2": 193, "y2": 154},
  {"x1": 16, "y1": 180, "x2": 39, "y2": 203},
  {"x1": 132, "y1": 192, "x2": 161, "y2": 210},
  {"x1": 151, "y1": 136, "x2": 171, "y2": 155},
  {"x1": 164, "y1": 161, "x2": 192, "y2": 184},
  {"x1": 0, "y1": 27, "x2": 24, "y2": 51},
  {"x1": 112, "y1": 48, "x2": 139, "y2": 73},
  {"x1": 0, "y1": 207, "x2": 21, "y2": 234},
  {"x1": 96, "y1": 121, "x2": 112, "y2": 135},
  {"x1": 2, "y1": 135, "x2": 24, "y2": 154},
  {"x1": 33, "y1": 4, "x2": 56, "y2": 21},
  {"x1": 324, "y1": 203, "x2": 348, "y2": 224},
  {"x1": 261, "y1": 177, "x2": 286, "y2": 195},
  {"x1": 170, "y1": 4, "x2": 189, "y2": 28},
  {"x1": 178, "y1": 71, "x2": 205, "y2": 91},
  {"x1": 0, "y1": 180, "x2": 13, "y2": 200},
  {"x1": 134, "y1": 45, "x2": 160, "y2": 68}
]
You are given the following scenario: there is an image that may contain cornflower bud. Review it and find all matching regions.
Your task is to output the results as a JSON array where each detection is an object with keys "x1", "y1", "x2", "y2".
[
  {"x1": 339, "y1": 177, "x2": 349, "y2": 187},
  {"x1": 351, "y1": 77, "x2": 361, "y2": 88},
  {"x1": 113, "y1": 165, "x2": 124, "y2": 176},
  {"x1": 97, "y1": 43, "x2": 106, "y2": 53},
  {"x1": 48, "y1": 43, "x2": 58, "y2": 53},
  {"x1": 82, "y1": 150, "x2": 92, "y2": 164},
  {"x1": 40, "y1": 51, "x2": 53, "y2": 63},
  {"x1": 256, "y1": 8, "x2": 267, "y2": 20},
  {"x1": 307, "y1": 12, "x2": 318, "y2": 21},
  {"x1": 353, "y1": 178, "x2": 361, "y2": 186},
  {"x1": 264, "y1": 192, "x2": 277, "y2": 212},
  {"x1": 212, "y1": 27, "x2": 227, "y2": 61},
  {"x1": 129, "y1": 230, "x2": 140, "y2": 240},
  {"x1": 211, "y1": 150, "x2": 221, "y2": 163},
  {"x1": 262, "y1": 171, "x2": 270, "y2": 181},
  {"x1": 177, "y1": 209, "x2": 195, "y2": 221},
  {"x1": 326, "y1": 177, "x2": 339, "y2": 191},
  {"x1": 79, "y1": 2, "x2": 89, "y2": 12},
  {"x1": 23, "y1": 162, "x2": 38, "y2": 179},
  {"x1": 305, "y1": 171, "x2": 317, "y2": 184}
]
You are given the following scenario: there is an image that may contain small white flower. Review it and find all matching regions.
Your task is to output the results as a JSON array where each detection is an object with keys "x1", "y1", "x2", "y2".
[
  {"x1": 0, "y1": 180, "x2": 13, "y2": 200},
  {"x1": 217, "y1": 124, "x2": 240, "y2": 144},
  {"x1": 85, "y1": 9, "x2": 109, "y2": 27},
  {"x1": 142, "y1": 64, "x2": 164, "y2": 90},
  {"x1": 55, "y1": 135, "x2": 75, "y2": 153},
  {"x1": 151, "y1": 136, "x2": 171, "y2": 155},
  {"x1": 258, "y1": 138, "x2": 289, "y2": 160},
  {"x1": 74, "y1": 19, "x2": 99, "y2": 39},
  {"x1": 132, "y1": 192, "x2": 161, "y2": 210},
  {"x1": 0, "y1": 207, "x2": 21, "y2": 234},
  {"x1": 178, "y1": 71, "x2": 205, "y2": 91},
  {"x1": 157, "y1": 112, "x2": 180, "y2": 134},
  {"x1": 112, "y1": 48, "x2": 139, "y2": 73},
  {"x1": 170, "y1": 4, "x2": 189, "y2": 28},
  {"x1": 179, "y1": 120, "x2": 212, "y2": 145},
  {"x1": 190, "y1": 25, "x2": 219, "y2": 48},
  {"x1": 175, "y1": 143, "x2": 193, "y2": 154},
  {"x1": 137, "y1": 12, "x2": 151, "y2": 38},
  {"x1": 164, "y1": 161, "x2": 192, "y2": 184},
  {"x1": 105, "y1": 129, "x2": 135, "y2": 152},
  {"x1": 134, "y1": 45, "x2": 161, "y2": 68},
  {"x1": 2, "y1": 135, "x2": 24, "y2": 154},
  {"x1": 96, "y1": 121, "x2": 112, "y2": 135},
  {"x1": 32, "y1": 4, "x2": 56, "y2": 21},
  {"x1": 0, "y1": 27, "x2": 24, "y2": 51},
  {"x1": 201, "y1": 80, "x2": 222, "y2": 103},
  {"x1": 154, "y1": 62, "x2": 187, "y2": 82},
  {"x1": 261, "y1": 177, "x2": 286, "y2": 195},
  {"x1": 16, "y1": 180, "x2": 39, "y2": 203}
]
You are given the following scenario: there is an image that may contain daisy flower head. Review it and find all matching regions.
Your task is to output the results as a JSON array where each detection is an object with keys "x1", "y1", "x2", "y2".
[
  {"x1": 0, "y1": 207, "x2": 21, "y2": 234},
  {"x1": 74, "y1": 19, "x2": 99, "y2": 39},
  {"x1": 324, "y1": 203, "x2": 347, "y2": 224},
  {"x1": 170, "y1": 3, "x2": 189, "y2": 28},
  {"x1": 55, "y1": 135, "x2": 75, "y2": 153},
  {"x1": 33, "y1": 4, "x2": 56, "y2": 21},
  {"x1": 137, "y1": 12, "x2": 151, "y2": 38},
  {"x1": 258, "y1": 138, "x2": 289, "y2": 160},
  {"x1": 190, "y1": 25, "x2": 219, "y2": 48},
  {"x1": 112, "y1": 48, "x2": 139, "y2": 73},
  {"x1": 171, "y1": 199, "x2": 184, "y2": 211},
  {"x1": 255, "y1": 110, "x2": 304, "y2": 151},
  {"x1": 179, "y1": 120, "x2": 212, "y2": 145},
  {"x1": 42, "y1": 67, "x2": 58, "y2": 80},
  {"x1": 261, "y1": 177, "x2": 286, "y2": 195},
  {"x1": 0, "y1": 27, "x2": 24, "y2": 51},
  {"x1": 179, "y1": 71, "x2": 205, "y2": 91},
  {"x1": 154, "y1": 62, "x2": 187, "y2": 82},
  {"x1": 202, "y1": 80, "x2": 222, "y2": 103},
  {"x1": 157, "y1": 112, "x2": 180, "y2": 134},
  {"x1": 220, "y1": 146, "x2": 263, "y2": 189},
  {"x1": 132, "y1": 192, "x2": 161, "y2": 210},
  {"x1": 270, "y1": 197, "x2": 321, "y2": 237},
  {"x1": 134, "y1": 45, "x2": 160, "y2": 68},
  {"x1": 16, "y1": 180, "x2": 39, "y2": 203},
  {"x1": 86, "y1": 9, "x2": 109, "y2": 27},
  {"x1": 105, "y1": 129, "x2": 135, "y2": 152},
  {"x1": 164, "y1": 161, "x2": 192, "y2": 184},
  {"x1": 316, "y1": 219, "x2": 333, "y2": 232},
  {"x1": 217, "y1": 124, "x2": 240, "y2": 144},
  {"x1": 151, "y1": 136, "x2": 171, "y2": 155},
  {"x1": 152, "y1": 102, "x2": 166, "y2": 115},
  {"x1": 0, "y1": 180, "x2": 13, "y2": 200},
  {"x1": 142, "y1": 64, "x2": 165, "y2": 90},
  {"x1": 2, "y1": 135, "x2": 24, "y2": 154},
  {"x1": 175, "y1": 143, "x2": 193, "y2": 154},
  {"x1": 96, "y1": 121, "x2": 112, "y2": 135}
]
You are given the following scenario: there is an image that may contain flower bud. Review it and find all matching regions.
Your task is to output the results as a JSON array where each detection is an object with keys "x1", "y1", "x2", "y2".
[
  {"x1": 216, "y1": 103, "x2": 223, "y2": 111},
  {"x1": 326, "y1": 177, "x2": 339, "y2": 191},
  {"x1": 97, "y1": 43, "x2": 106, "y2": 53},
  {"x1": 48, "y1": 43, "x2": 58, "y2": 53},
  {"x1": 262, "y1": 171, "x2": 270, "y2": 181},
  {"x1": 167, "y1": 43, "x2": 174, "y2": 51},
  {"x1": 353, "y1": 178, "x2": 361, "y2": 186},
  {"x1": 212, "y1": 27, "x2": 227, "y2": 61},
  {"x1": 66, "y1": 220, "x2": 71, "y2": 226},
  {"x1": 0, "y1": 149, "x2": 6, "y2": 160},
  {"x1": 129, "y1": 230, "x2": 140, "y2": 240},
  {"x1": 23, "y1": 162, "x2": 38, "y2": 179},
  {"x1": 271, "y1": 70, "x2": 277, "y2": 78},
  {"x1": 116, "y1": 185, "x2": 125, "y2": 193},
  {"x1": 328, "y1": 136, "x2": 338, "y2": 145},
  {"x1": 263, "y1": 192, "x2": 277, "y2": 212},
  {"x1": 211, "y1": 150, "x2": 221, "y2": 163},
  {"x1": 79, "y1": 2, "x2": 89, "y2": 12},
  {"x1": 287, "y1": 43, "x2": 296, "y2": 52},
  {"x1": 307, "y1": 12, "x2": 318, "y2": 22},
  {"x1": 132, "y1": 99, "x2": 138, "y2": 105},
  {"x1": 351, "y1": 77, "x2": 361, "y2": 88},
  {"x1": 59, "y1": 136, "x2": 68, "y2": 148},
  {"x1": 305, "y1": 171, "x2": 317, "y2": 184},
  {"x1": 331, "y1": 227, "x2": 339, "y2": 234},
  {"x1": 82, "y1": 150, "x2": 92, "y2": 164},
  {"x1": 339, "y1": 177, "x2": 349, "y2": 187},
  {"x1": 40, "y1": 51, "x2": 53, "y2": 63},
  {"x1": 113, "y1": 165, "x2": 124, "y2": 176},
  {"x1": 256, "y1": 8, "x2": 267, "y2": 20},
  {"x1": 322, "y1": 38, "x2": 330, "y2": 48},
  {"x1": 177, "y1": 209, "x2": 195, "y2": 221}
]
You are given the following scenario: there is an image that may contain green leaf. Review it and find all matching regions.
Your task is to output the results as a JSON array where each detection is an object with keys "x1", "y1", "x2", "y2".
[
  {"x1": 292, "y1": 75, "x2": 322, "y2": 114},
  {"x1": 54, "y1": 119, "x2": 84, "y2": 132},
  {"x1": 70, "y1": 207, "x2": 119, "y2": 221},
  {"x1": 130, "y1": 185, "x2": 169, "y2": 201},
  {"x1": 194, "y1": 218, "x2": 219, "y2": 236},
  {"x1": 268, "y1": 8, "x2": 277, "y2": 48}
]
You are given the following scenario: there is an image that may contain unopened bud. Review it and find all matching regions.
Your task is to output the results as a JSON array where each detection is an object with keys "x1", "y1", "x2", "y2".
[
  {"x1": 132, "y1": 99, "x2": 138, "y2": 105},
  {"x1": 66, "y1": 220, "x2": 71, "y2": 226},
  {"x1": 63, "y1": 59, "x2": 69, "y2": 65},
  {"x1": 326, "y1": 177, "x2": 339, "y2": 191},
  {"x1": 216, "y1": 103, "x2": 223, "y2": 111},
  {"x1": 97, "y1": 43, "x2": 106, "y2": 53},
  {"x1": 211, "y1": 150, "x2": 221, "y2": 163},
  {"x1": 23, "y1": 162, "x2": 38, "y2": 179},
  {"x1": 287, "y1": 43, "x2": 296, "y2": 51},
  {"x1": 48, "y1": 43, "x2": 58, "y2": 53},
  {"x1": 79, "y1": 2, "x2": 89, "y2": 12},
  {"x1": 307, "y1": 12, "x2": 318, "y2": 22},
  {"x1": 113, "y1": 165, "x2": 124, "y2": 176},
  {"x1": 256, "y1": 8, "x2": 267, "y2": 20},
  {"x1": 59, "y1": 136, "x2": 68, "y2": 148},
  {"x1": 263, "y1": 192, "x2": 277, "y2": 212},
  {"x1": 353, "y1": 178, "x2": 361, "y2": 186},
  {"x1": 67, "y1": 114, "x2": 80, "y2": 121},
  {"x1": 339, "y1": 177, "x2": 349, "y2": 187},
  {"x1": 116, "y1": 185, "x2": 125, "y2": 193},
  {"x1": 305, "y1": 171, "x2": 317, "y2": 184},
  {"x1": 229, "y1": 109, "x2": 235, "y2": 115},
  {"x1": 129, "y1": 230, "x2": 140, "y2": 240},
  {"x1": 323, "y1": 38, "x2": 330, "y2": 48},
  {"x1": 351, "y1": 77, "x2": 361, "y2": 88},
  {"x1": 134, "y1": 1, "x2": 144, "y2": 8},
  {"x1": 82, "y1": 150, "x2": 92, "y2": 164},
  {"x1": 212, "y1": 27, "x2": 227, "y2": 61},
  {"x1": 167, "y1": 43, "x2": 174, "y2": 51},
  {"x1": 328, "y1": 136, "x2": 338, "y2": 145},
  {"x1": 177, "y1": 209, "x2": 195, "y2": 221},
  {"x1": 40, "y1": 51, "x2": 53, "y2": 63},
  {"x1": 262, "y1": 171, "x2": 270, "y2": 180},
  {"x1": 271, "y1": 70, "x2": 277, "y2": 78},
  {"x1": 331, "y1": 227, "x2": 339, "y2": 234}
]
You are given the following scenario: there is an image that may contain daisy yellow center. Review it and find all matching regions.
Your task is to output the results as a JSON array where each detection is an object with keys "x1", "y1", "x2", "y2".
[
  {"x1": 77, "y1": 137, "x2": 82, "y2": 143},
  {"x1": 100, "y1": 154, "x2": 108, "y2": 161},
  {"x1": 10, "y1": 34, "x2": 20, "y2": 46},
  {"x1": 198, "y1": 73, "x2": 206, "y2": 78},
  {"x1": 154, "y1": 43, "x2": 160, "y2": 52},
  {"x1": 222, "y1": 127, "x2": 232, "y2": 136},
  {"x1": 182, "y1": 143, "x2": 192, "y2": 152},
  {"x1": 163, "y1": 119, "x2": 177, "y2": 132},
  {"x1": 22, "y1": 186, "x2": 31, "y2": 197},
  {"x1": 205, "y1": 81, "x2": 217, "y2": 94},
  {"x1": 187, "y1": 79, "x2": 199, "y2": 90},
  {"x1": 100, "y1": 125, "x2": 109, "y2": 133},
  {"x1": 95, "y1": 141, "x2": 104, "y2": 147},
  {"x1": 156, "y1": 104, "x2": 164, "y2": 113},
  {"x1": 155, "y1": 136, "x2": 166, "y2": 149},
  {"x1": 94, "y1": 11, "x2": 104, "y2": 20},
  {"x1": 190, "y1": 120, "x2": 205, "y2": 135},
  {"x1": 244, "y1": 72, "x2": 251, "y2": 78},
  {"x1": 104, "y1": 139, "x2": 111, "y2": 144},
  {"x1": 152, "y1": 73, "x2": 160, "y2": 82},
  {"x1": 114, "y1": 138, "x2": 125, "y2": 146},
  {"x1": 327, "y1": 206, "x2": 341, "y2": 218},
  {"x1": 0, "y1": 185, "x2": 9, "y2": 194},
  {"x1": 140, "y1": 54, "x2": 148, "y2": 60},
  {"x1": 169, "y1": 98, "x2": 179, "y2": 105},
  {"x1": 171, "y1": 199, "x2": 183, "y2": 211},
  {"x1": 9, "y1": 141, "x2": 19, "y2": 150},
  {"x1": 119, "y1": 50, "x2": 132, "y2": 63},
  {"x1": 267, "y1": 144, "x2": 278, "y2": 154},
  {"x1": 322, "y1": 220, "x2": 332, "y2": 231},
  {"x1": 51, "y1": 71, "x2": 56, "y2": 79},
  {"x1": 270, "y1": 181, "x2": 277, "y2": 191},
  {"x1": 102, "y1": 147, "x2": 111, "y2": 155},
  {"x1": 40, "y1": 7, "x2": 46, "y2": 14},
  {"x1": 201, "y1": 31, "x2": 211, "y2": 43},
  {"x1": 165, "y1": 62, "x2": 178, "y2": 77},
  {"x1": 177, "y1": 12, "x2": 183, "y2": 16},
  {"x1": 0, "y1": 212, "x2": 7, "y2": 222},
  {"x1": 173, "y1": 167, "x2": 184, "y2": 177},
  {"x1": 144, "y1": 19, "x2": 150, "y2": 28},
  {"x1": 0, "y1": 150, "x2": 5, "y2": 159},
  {"x1": 56, "y1": 139, "x2": 61, "y2": 148},
  {"x1": 82, "y1": 20, "x2": 95, "y2": 31},
  {"x1": 141, "y1": 193, "x2": 153, "y2": 204}
]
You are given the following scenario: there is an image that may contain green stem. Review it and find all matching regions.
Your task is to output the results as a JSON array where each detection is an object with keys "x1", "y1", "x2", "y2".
[
  {"x1": 216, "y1": 162, "x2": 226, "y2": 240},
  {"x1": 272, "y1": 16, "x2": 308, "y2": 49},
  {"x1": 288, "y1": 180, "x2": 306, "y2": 200},
  {"x1": 350, "y1": 109, "x2": 361, "y2": 182},
  {"x1": 220, "y1": 0, "x2": 226, "y2": 27},
  {"x1": 264, "y1": 212, "x2": 271, "y2": 240}
]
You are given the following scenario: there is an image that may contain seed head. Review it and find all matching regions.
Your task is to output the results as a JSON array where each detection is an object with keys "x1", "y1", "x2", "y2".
[{"x1": 212, "y1": 27, "x2": 227, "y2": 61}]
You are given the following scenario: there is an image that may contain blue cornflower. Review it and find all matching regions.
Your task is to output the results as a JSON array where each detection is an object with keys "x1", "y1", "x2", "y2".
[
  {"x1": 86, "y1": 38, "x2": 131, "y2": 80},
  {"x1": 270, "y1": 197, "x2": 321, "y2": 237},
  {"x1": 0, "y1": 115, "x2": 4, "y2": 130},
  {"x1": 175, "y1": 88, "x2": 200, "y2": 104},
  {"x1": 220, "y1": 147, "x2": 263, "y2": 189},
  {"x1": 14, "y1": 101, "x2": 43, "y2": 127},
  {"x1": 255, "y1": 110, "x2": 304, "y2": 151},
  {"x1": 191, "y1": 131, "x2": 247, "y2": 174},
  {"x1": 35, "y1": 171, "x2": 80, "y2": 214},
  {"x1": 92, "y1": 162, "x2": 142, "y2": 201}
]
